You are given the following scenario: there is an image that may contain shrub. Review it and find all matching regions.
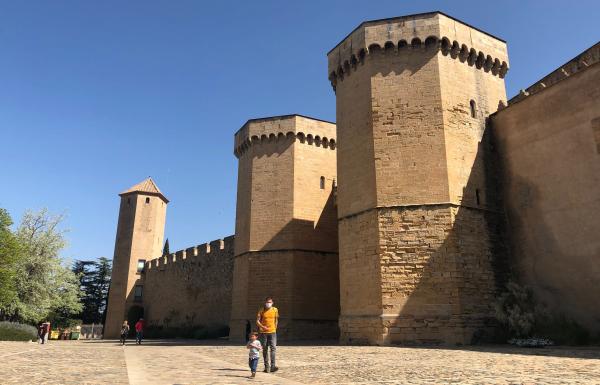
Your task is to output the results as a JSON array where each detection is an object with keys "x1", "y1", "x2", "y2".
[
  {"x1": 495, "y1": 281, "x2": 597, "y2": 345},
  {"x1": 0, "y1": 321, "x2": 38, "y2": 341},
  {"x1": 494, "y1": 281, "x2": 540, "y2": 338}
]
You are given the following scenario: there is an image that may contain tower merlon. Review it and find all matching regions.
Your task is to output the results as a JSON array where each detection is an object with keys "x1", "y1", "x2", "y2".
[
  {"x1": 327, "y1": 11, "x2": 509, "y2": 89},
  {"x1": 233, "y1": 114, "x2": 337, "y2": 157}
]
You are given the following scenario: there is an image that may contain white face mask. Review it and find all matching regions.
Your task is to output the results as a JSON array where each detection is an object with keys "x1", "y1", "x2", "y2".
[{"x1": 265, "y1": 303, "x2": 272, "y2": 309}]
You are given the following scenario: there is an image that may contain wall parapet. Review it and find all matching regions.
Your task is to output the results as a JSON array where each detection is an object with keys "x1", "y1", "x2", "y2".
[
  {"x1": 145, "y1": 235, "x2": 234, "y2": 271},
  {"x1": 233, "y1": 114, "x2": 337, "y2": 158},
  {"x1": 509, "y1": 41, "x2": 600, "y2": 105},
  {"x1": 327, "y1": 12, "x2": 509, "y2": 91},
  {"x1": 234, "y1": 131, "x2": 336, "y2": 158},
  {"x1": 328, "y1": 36, "x2": 508, "y2": 91}
]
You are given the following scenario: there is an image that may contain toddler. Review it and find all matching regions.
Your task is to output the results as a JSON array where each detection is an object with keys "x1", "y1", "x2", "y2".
[{"x1": 246, "y1": 332, "x2": 262, "y2": 378}]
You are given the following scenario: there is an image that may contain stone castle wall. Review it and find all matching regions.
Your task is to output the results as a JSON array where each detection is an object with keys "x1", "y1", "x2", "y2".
[
  {"x1": 106, "y1": 12, "x2": 597, "y2": 345},
  {"x1": 491, "y1": 42, "x2": 600, "y2": 334},
  {"x1": 141, "y1": 236, "x2": 234, "y2": 330}
]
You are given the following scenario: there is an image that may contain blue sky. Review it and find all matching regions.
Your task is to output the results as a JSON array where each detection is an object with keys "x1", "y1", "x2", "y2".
[{"x1": 1, "y1": 1, "x2": 599, "y2": 261}]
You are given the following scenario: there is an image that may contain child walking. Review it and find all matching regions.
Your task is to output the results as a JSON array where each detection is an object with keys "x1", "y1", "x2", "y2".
[{"x1": 246, "y1": 332, "x2": 262, "y2": 378}]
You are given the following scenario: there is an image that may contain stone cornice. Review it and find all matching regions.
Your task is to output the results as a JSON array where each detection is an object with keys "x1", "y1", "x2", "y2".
[
  {"x1": 234, "y1": 131, "x2": 336, "y2": 158},
  {"x1": 328, "y1": 36, "x2": 509, "y2": 91}
]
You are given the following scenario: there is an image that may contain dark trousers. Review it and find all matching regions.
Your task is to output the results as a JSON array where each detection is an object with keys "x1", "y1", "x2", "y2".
[
  {"x1": 136, "y1": 331, "x2": 143, "y2": 344},
  {"x1": 120, "y1": 333, "x2": 127, "y2": 345},
  {"x1": 40, "y1": 331, "x2": 47, "y2": 344},
  {"x1": 249, "y1": 357, "x2": 259, "y2": 373},
  {"x1": 259, "y1": 333, "x2": 276, "y2": 368}
]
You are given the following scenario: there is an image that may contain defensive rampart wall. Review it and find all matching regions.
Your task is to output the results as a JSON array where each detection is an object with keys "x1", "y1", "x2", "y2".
[
  {"x1": 491, "y1": 43, "x2": 600, "y2": 334},
  {"x1": 141, "y1": 236, "x2": 235, "y2": 330}
]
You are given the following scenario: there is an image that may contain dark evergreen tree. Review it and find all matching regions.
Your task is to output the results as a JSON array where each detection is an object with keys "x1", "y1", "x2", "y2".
[
  {"x1": 92, "y1": 257, "x2": 111, "y2": 324},
  {"x1": 72, "y1": 258, "x2": 112, "y2": 324},
  {"x1": 162, "y1": 238, "x2": 170, "y2": 256},
  {"x1": 72, "y1": 260, "x2": 96, "y2": 323}
]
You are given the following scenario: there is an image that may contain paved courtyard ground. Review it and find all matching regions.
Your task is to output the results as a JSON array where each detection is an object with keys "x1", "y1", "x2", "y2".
[{"x1": 1, "y1": 339, "x2": 599, "y2": 385}]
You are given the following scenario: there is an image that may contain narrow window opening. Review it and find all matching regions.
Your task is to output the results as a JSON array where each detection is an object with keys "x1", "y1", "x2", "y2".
[
  {"x1": 145, "y1": 197, "x2": 150, "y2": 204},
  {"x1": 137, "y1": 259, "x2": 146, "y2": 273},
  {"x1": 470, "y1": 100, "x2": 477, "y2": 118},
  {"x1": 134, "y1": 285, "x2": 143, "y2": 301},
  {"x1": 475, "y1": 189, "x2": 481, "y2": 206},
  {"x1": 320, "y1": 176, "x2": 325, "y2": 189},
  {"x1": 127, "y1": 198, "x2": 131, "y2": 205}
]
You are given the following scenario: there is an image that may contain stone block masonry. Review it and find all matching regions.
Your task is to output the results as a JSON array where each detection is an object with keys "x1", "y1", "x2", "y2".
[
  {"x1": 104, "y1": 11, "x2": 599, "y2": 346},
  {"x1": 230, "y1": 115, "x2": 340, "y2": 341},
  {"x1": 329, "y1": 12, "x2": 510, "y2": 345},
  {"x1": 141, "y1": 236, "x2": 234, "y2": 330},
  {"x1": 104, "y1": 179, "x2": 168, "y2": 338},
  {"x1": 491, "y1": 42, "x2": 600, "y2": 336}
]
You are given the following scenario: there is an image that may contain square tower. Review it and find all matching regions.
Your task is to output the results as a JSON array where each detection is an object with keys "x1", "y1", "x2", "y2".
[
  {"x1": 104, "y1": 178, "x2": 168, "y2": 338},
  {"x1": 328, "y1": 12, "x2": 510, "y2": 345},
  {"x1": 230, "y1": 115, "x2": 339, "y2": 341}
]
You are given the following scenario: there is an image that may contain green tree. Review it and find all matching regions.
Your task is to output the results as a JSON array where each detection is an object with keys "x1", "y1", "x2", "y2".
[
  {"x1": 73, "y1": 258, "x2": 111, "y2": 324},
  {"x1": 0, "y1": 209, "x2": 21, "y2": 317},
  {"x1": 73, "y1": 260, "x2": 96, "y2": 323},
  {"x1": 92, "y1": 257, "x2": 111, "y2": 323},
  {"x1": 5, "y1": 209, "x2": 82, "y2": 324},
  {"x1": 162, "y1": 238, "x2": 170, "y2": 256}
]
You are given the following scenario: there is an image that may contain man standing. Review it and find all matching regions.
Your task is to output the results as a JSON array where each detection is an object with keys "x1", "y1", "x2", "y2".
[
  {"x1": 256, "y1": 296, "x2": 279, "y2": 373},
  {"x1": 135, "y1": 318, "x2": 145, "y2": 345}
]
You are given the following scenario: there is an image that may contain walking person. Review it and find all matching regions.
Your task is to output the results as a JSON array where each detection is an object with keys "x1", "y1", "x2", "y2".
[
  {"x1": 256, "y1": 296, "x2": 279, "y2": 373},
  {"x1": 119, "y1": 320, "x2": 129, "y2": 345},
  {"x1": 39, "y1": 321, "x2": 50, "y2": 344},
  {"x1": 135, "y1": 318, "x2": 145, "y2": 345},
  {"x1": 246, "y1": 332, "x2": 262, "y2": 378},
  {"x1": 37, "y1": 322, "x2": 44, "y2": 344}
]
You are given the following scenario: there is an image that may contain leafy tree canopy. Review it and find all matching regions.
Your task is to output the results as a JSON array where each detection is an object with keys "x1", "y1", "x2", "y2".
[{"x1": 0, "y1": 208, "x2": 82, "y2": 326}]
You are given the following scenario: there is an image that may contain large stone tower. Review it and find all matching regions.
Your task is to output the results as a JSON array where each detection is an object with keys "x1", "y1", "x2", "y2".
[
  {"x1": 104, "y1": 178, "x2": 168, "y2": 338},
  {"x1": 327, "y1": 12, "x2": 510, "y2": 345},
  {"x1": 229, "y1": 115, "x2": 339, "y2": 341}
]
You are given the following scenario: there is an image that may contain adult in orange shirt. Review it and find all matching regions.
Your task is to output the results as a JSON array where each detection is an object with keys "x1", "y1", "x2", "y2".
[{"x1": 256, "y1": 296, "x2": 279, "y2": 373}]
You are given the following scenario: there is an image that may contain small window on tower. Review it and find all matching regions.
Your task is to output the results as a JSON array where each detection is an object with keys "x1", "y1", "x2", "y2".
[
  {"x1": 320, "y1": 176, "x2": 325, "y2": 189},
  {"x1": 145, "y1": 197, "x2": 150, "y2": 204},
  {"x1": 476, "y1": 189, "x2": 481, "y2": 206},
  {"x1": 134, "y1": 285, "x2": 143, "y2": 302},
  {"x1": 127, "y1": 198, "x2": 131, "y2": 205},
  {"x1": 470, "y1": 100, "x2": 477, "y2": 118},
  {"x1": 137, "y1": 259, "x2": 146, "y2": 273}
]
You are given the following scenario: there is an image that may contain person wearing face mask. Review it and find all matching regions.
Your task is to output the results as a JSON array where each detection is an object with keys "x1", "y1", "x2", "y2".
[{"x1": 256, "y1": 296, "x2": 279, "y2": 373}]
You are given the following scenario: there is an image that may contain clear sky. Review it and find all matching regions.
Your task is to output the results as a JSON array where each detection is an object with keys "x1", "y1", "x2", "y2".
[{"x1": 1, "y1": 1, "x2": 599, "y2": 261}]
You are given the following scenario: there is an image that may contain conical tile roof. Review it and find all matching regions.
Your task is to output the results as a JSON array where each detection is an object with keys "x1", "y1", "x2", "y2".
[{"x1": 119, "y1": 177, "x2": 168, "y2": 203}]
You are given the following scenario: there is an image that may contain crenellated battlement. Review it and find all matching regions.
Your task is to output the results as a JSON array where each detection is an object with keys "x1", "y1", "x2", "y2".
[
  {"x1": 145, "y1": 235, "x2": 234, "y2": 270},
  {"x1": 327, "y1": 12, "x2": 509, "y2": 90},
  {"x1": 509, "y1": 41, "x2": 600, "y2": 104},
  {"x1": 233, "y1": 114, "x2": 336, "y2": 158}
]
